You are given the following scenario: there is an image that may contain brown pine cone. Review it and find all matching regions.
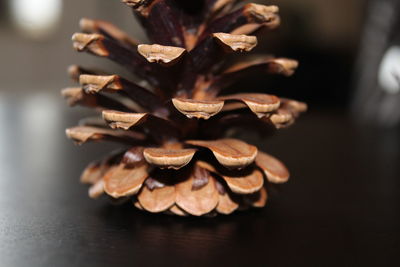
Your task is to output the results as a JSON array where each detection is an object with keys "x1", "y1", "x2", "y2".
[{"x1": 63, "y1": 0, "x2": 307, "y2": 216}]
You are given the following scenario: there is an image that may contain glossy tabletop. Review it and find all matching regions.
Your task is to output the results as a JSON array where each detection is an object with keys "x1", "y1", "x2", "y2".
[{"x1": 0, "y1": 93, "x2": 399, "y2": 267}]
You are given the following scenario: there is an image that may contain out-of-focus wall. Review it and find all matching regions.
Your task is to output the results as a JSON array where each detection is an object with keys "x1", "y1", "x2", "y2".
[
  {"x1": 0, "y1": 0, "x2": 145, "y2": 93},
  {"x1": 278, "y1": 0, "x2": 365, "y2": 49}
]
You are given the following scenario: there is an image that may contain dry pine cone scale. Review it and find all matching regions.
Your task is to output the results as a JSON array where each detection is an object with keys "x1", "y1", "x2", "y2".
[{"x1": 63, "y1": 0, "x2": 306, "y2": 216}]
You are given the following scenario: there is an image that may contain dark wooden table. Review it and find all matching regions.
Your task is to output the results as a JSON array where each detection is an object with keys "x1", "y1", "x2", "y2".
[{"x1": 1, "y1": 94, "x2": 399, "y2": 267}]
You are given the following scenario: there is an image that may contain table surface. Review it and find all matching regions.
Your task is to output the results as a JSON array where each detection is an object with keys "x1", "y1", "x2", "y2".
[{"x1": 1, "y1": 93, "x2": 399, "y2": 267}]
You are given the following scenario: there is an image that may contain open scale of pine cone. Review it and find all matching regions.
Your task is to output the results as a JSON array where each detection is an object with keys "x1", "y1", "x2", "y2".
[{"x1": 62, "y1": 0, "x2": 307, "y2": 216}]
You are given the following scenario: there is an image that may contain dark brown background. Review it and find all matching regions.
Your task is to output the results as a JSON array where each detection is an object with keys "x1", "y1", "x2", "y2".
[{"x1": 1, "y1": 0, "x2": 400, "y2": 266}]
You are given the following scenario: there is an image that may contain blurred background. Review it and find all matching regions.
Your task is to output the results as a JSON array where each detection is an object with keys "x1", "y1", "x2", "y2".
[{"x1": 1, "y1": 0, "x2": 399, "y2": 126}]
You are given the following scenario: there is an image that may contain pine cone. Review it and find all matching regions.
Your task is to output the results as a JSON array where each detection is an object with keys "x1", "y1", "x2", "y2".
[{"x1": 62, "y1": 0, "x2": 307, "y2": 216}]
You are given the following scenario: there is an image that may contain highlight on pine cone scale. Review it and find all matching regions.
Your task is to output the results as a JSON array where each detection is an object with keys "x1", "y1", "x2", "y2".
[{"x1": 63, "y1": 0, "x2": 307, "y2": 216}]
